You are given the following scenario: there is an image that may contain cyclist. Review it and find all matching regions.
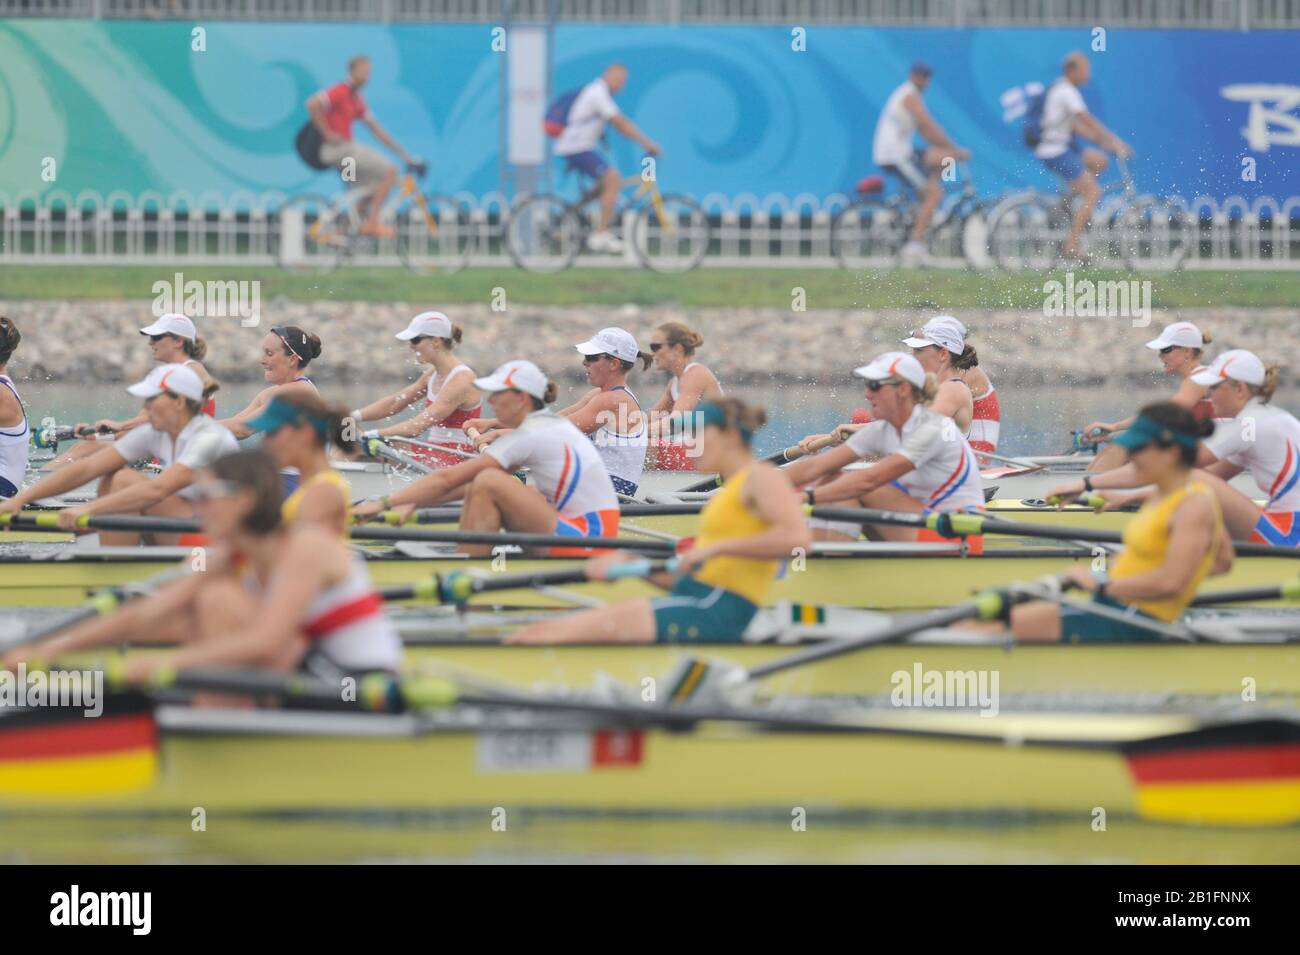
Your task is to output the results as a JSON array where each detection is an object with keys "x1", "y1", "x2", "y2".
[
  {"x1": 304, "y1": 55, "x2": 416, "y2": 240},
  {"x1": 1035, "y1": 51, "x2": 1134, "y2": 261},
  {"x1": 552, "y1": 63, "x2": 662, "y2": 254},
  {"x1": 871, "y1": 61, "x2": 971, "y2": 268}
]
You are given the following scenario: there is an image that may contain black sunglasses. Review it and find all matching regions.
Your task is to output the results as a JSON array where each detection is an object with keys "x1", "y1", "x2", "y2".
[
  {"x1": 864, "y1": 379, "x2": 902, "y2": 392},
  {"x1": 649, "y1": 342, "x2": 666, "y2": 352},
  {"x1": 409, "y1": 335, "x2": 431, "y2": 345},
  {"x1": 148, "y1": 334, "x2": 169, "y2": 343},
  {"x1": 582, "y1": 353, "x2": 612, "y2": 365},
  {"x1": 1159, "y1": 345, "x2": 1178, "y2": 355}
]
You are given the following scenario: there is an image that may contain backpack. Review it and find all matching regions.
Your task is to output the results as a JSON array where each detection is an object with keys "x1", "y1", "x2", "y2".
[
  {"x1": 294, "y1": 121, "x2": 329, "y2": 170},
  {"x1": 542, "y1": 89, "x2": 581, "y2": 137},
  {"x1": 1020, "y1": 84, "x2": 1049, "y2": 148}
]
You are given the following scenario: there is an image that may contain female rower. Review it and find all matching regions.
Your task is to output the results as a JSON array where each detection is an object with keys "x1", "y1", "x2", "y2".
[
  {"x1": 509, "y1": 399, "x2": 810, "y2": 645},
  {"x1": 0, "y1": 364, "x2": 237, "y2": 545},
  {"x1": 353, "y1": 360, "x2": 621, "y2": 556},
  {"x1": 1003, "y1": 402, "x2": 1231, "y2": 641},
  {"x1": 1052, "y1": 350, "x2": 1300, "y2": 546},
  {"x1": 1080, "y1": 321, "x2": 1213, "y2": 471},
  {"x1": 902, "y1": 316, "x2": 999, "y2": 454},
  {"x1": 45, "y1": 313, "x2": 218, "y2": 469},
  {"x1": 218, "y1": 325, "x2": 322, "y2": 496},
  {"x1": 2, "y1": 449, "x2": 403, "y2": 682},
  {"x1": 783, "y1": 352, "x2": 985, "y2": 544},
  {"x1": 0, "y1": 317, "x2": 28, "y2": 499},
  {"x1": 249, "y1": 392, "x2": 358, "y2": 538},
  {"x1": 349, "y1": 311, "x2": 480, "y2": 468},
  {"x1": 645, "y1": 322, "x2": 724, "y2": 469},
  {"x1": 467, "y1": 328, "x2": 650, "y2": 497}
]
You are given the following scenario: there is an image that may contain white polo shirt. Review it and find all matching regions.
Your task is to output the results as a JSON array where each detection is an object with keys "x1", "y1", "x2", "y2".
[
  {"x1": 1034, "y1": 79, "x2": 1087, "y2": 159},
  {"x1": 1205, "y1": 399, "x2": 1300, "y2": 511},
  {"x1": 485, "y1": 410, "x2": 618, "y2": 516},
  {"x1": 112, "y1": 414, "x2": 240, "y2": 500},
  {"x1": 554, "y1": 78, "x2": 621, "y2": 157},
  {"x1": 845, "y1": 405, "x2": 985, "y2": 510}
]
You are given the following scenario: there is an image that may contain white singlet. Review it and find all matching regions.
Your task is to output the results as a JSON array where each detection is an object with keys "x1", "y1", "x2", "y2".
[{"x1": 0, "y1": 374, "x2": 30, "y2": 498}]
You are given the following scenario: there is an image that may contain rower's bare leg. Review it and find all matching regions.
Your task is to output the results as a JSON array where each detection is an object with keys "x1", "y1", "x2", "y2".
[
  {"x1": 458, "y1": 469, "x2": 561, "y2": 557},
  {"x1": 853, "y1": 484, "x2": 925, "y2": 542},
  {"x1": 509, "y1": 598, "x2": 655, "y2": 645},
  {"x1": 1189, "y1": 467, "x2": 1263, "y2": 540},
  {"x1": 960, "y1": 600, "x2": 1063, "y2": 641},
  {"x1": 94, "y1": 470, "x2": 194, "y2": 546}
]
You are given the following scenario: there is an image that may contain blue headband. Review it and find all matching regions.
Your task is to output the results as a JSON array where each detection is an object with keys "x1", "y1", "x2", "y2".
[
  {"x1": 246, "y1": 396, "x2": 330, "y2": 439},
  {"x1": 696, "y1": 402, "x2": 753, "y2": 445},
  {"x1": 1113, "y1": 414, "x2": 1199, "y2": 451}
]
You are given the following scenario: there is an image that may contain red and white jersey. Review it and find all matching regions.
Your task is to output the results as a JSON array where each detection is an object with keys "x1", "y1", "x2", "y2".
[
  {"x1": 1206, "y1": 399, "x2": 1300, "y2": 512},
  {"x1": 425, "y1": 364, "x2": 480, "y2": 445},
  {"x1": 485, "y1": 410, "x2": 618, "y2": 516},
  {"x1": 296, "y1": 557, "x2": 403, "y2": 672},
  {"x1": 967, "y1": 379, "x2": 1001, "y2": 454},
  {"x1": 845, "y1": 405, "x2": 985, "y2": 510}
]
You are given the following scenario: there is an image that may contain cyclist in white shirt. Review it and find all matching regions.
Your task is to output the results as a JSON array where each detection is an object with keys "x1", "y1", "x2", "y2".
[
  {"x1": 0, "y1": 364, "x2": 238, "y2": 545},
  {"x1": 1036, "y1": 51, "x2": 1134, "y2": 260},
  {"x1": 871, "y1": 61, "x2": 971, "y2": 268},
  {"x1": 553, "y1": 64, "x2": 662, "y2": 254}
]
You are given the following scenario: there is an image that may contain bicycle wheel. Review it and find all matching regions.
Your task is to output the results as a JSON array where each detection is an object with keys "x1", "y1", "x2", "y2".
[
  {"x1": 396, "y1": 193, "x2": 477, "y2": 275},
  {"x1": 629, "y1": 192, "x2": 710, "y2": 273},
  {"x1": 986, "y1": 194, "x2": 1062, "y2": 272},
  {"x1": 1119, "y1": 197, "x2": 1190, "y2": 272},
  {"x1": 505, "y1": 195, "x2": 583, "y2": 273},
  {"x1": 273, "y1": 194, "x2": 353, "y2": 273},
  {"x1": 831, "y1": 198, "x2": 907, "y2": 269}
]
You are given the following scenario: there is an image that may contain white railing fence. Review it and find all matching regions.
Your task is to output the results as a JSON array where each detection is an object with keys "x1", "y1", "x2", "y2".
[
  {"x1": 2, "y1": 189, "x2": 1297, "y2": 269},
  {"x1": 0, "y1": 0, "x2": 1297, "y2": 25}
]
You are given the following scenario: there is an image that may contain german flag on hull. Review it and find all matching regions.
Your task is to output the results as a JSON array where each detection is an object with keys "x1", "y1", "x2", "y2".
[
  {"x1": 0, "y1": 692, "x2": 158, "y2": 800},
  {"x1": 1123, "y1": 720, "x2": 1300, "y2": 827}
]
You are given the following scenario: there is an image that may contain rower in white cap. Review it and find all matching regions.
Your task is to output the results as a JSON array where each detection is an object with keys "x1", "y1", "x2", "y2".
[
  {"x1": 348, "y1": 311, "x2": 481, "y2": 467},
  {"x1": 0, "y1": 363, "x2": 238, "y2": 545},
  {"x1": 351, "y1": 360, "x2": 622, "y2": 555},
  {"x1": 901, "y1": 315, "x2": 999, "y2": 454},
  {"x1": 1051, "y1": 349, "x2": 1300, "y2": 546},
  {"x1": 783, "y1": 351, "x2": 986, "y2": 546},
  {"x1": 467, "y1": 327, "x2": 650, "y2": 497},
  {"x1": 1079, "y1": 320, "x2": 1214, "y2": 472}
]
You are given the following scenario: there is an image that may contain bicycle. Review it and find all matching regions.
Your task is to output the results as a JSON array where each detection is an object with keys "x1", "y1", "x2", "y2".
[
  {"x1": 830, "y1": 162, "x2": 988, "y2": 269},
  {"x1": 273, "y1": 161, "x2": 476, "y2": 274},
  {"x1": 504, "y1": 172, "x2": 711, "y2": 273},
  {"x1": 984, "y1": 156, "x2": 1189, "y2": 272}
]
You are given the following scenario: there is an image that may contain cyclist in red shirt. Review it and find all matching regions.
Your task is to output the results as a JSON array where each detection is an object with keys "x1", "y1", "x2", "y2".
[{"x1": 305, "y1": 55, "x2": 414, "y2": 239}]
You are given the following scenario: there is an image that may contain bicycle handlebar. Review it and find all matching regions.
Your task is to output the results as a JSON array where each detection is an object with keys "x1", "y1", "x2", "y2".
[{"x1": 406, "y1": 159, "x2": 429, "y2": 178}]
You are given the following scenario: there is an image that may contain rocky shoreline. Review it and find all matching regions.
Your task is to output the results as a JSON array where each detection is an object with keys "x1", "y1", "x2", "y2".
[{"x1": 1, "y1": 300, "x2": 1295, "y2": 388}]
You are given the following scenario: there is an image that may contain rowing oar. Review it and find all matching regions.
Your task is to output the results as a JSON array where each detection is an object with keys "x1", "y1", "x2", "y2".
[
  {"x1": 805, "y1": 504, "x2": 1300, "y2": 559},
  {"x1": 377, "y1": 558, "x2": 671, "y2": 605},
  {"x1": 360, "y1": 501, "x2": 709, "y2": 526},
  {"x1": 1191, "y1": 576, "x2": 1300, "y2": 607},
  {"x1": 362, "y1": 436, "x2": 433, "y2": 475},
  {"x1": 678, "y1": 435, "x2": 840, "y2": 493},
  {"x1": 0, "y1": 512, "x2": 202, "y2": 535},
  {"x1": 664, "y1": 582, "x2": 1055, "y2": 704},
  {"x1": 386, "y1": 435, "x2": 476, "y2": 461}
]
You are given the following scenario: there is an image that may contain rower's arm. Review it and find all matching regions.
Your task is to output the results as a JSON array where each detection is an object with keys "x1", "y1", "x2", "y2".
[
  {"x1": 165, "y1": 531, "x2": 336, "y2": 669},
  {"x1": 354, "y1": 369, "x2": 434, "y2": 424},
  {"x1": 11, "y1": 573, "x2": 203, "y2": 663},
  {"x1": 809, "y1": 453, "x2": 912, "y2": 504},
  {"x1": 0, "y1": 444, "x2": 126, "y2": 509},
  {"x1": 648, "y1": 385, "x2": 674, "y2": 416},
  {"x1": 781, "y1": 443, "x2": 859, "y2": 486},
  {"x1": 565, "y1": 392, "x2": 619, "y2": 434},
  {"x1": 1170, "y1": 378, "x2": 1209, "y2": 411},
  {"x1": 1104, "y1": 493, "x2": 1223, "y2": 602},
  {"x1": 77, "y1": 463, "x2": 196, "y2": 518},
  {"x1": 388, "y1": 454, "x2": 499, "y2": 507},
  {"x1": 929, "y1": 380, "x2": 970, "y2": 423},
  {"x1": 556, "y1": 388, "x2": 599, "y2": 418},
  {"x1": 378, "y1": 377, "x2": 475, "y2": 439},
  {"x1": 221, "y1": 381, "x2": 315, "y2": 439}
]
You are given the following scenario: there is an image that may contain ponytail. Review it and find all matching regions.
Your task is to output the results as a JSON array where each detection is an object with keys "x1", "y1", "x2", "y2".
[
  {"x1": 953, "y1": 344, "x2": 979, "y2": 370},
  {"x1": 184, "y1": 336, "x2": 208, "y2": 361},
  {"x1": 1253, "y1": 366, "x2": 1279, "y2": 404},
  {"x1": 530, "y1": 381, "x2": 559, "y2": 411}
]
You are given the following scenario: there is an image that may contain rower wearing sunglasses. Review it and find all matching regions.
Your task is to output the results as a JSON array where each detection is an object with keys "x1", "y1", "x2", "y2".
[
  {"x1": 352, "y1": 360, "x2": 621, "y2": 555},
  {"x1": 1001, "y1": 402, "x2": 1232, "y2": 642},
  {"x1": 43, "y1": 313, "x2": 218, "y2": 470},
  {"x1": 644, "y1": 322, "x2": 725, "y2": 470},
  {"x1": 2, "y1": 448, "x2": 403, "y2": 683},
  {"x1": 1079, "y1": 321, "x2": 1214, "y2": 472},
  {"x1": 218, "y1": 325, "x2": 322, "y2": 496},
  {"x1": 466, "y1": 328, "x2": 650, "y2": 498},
  {"x1": 348, "y1": 311, "x2": 481, "y2": 468},
  {"x1": 0, "y1": 364, "x2": 237, "y2": 545},
  {"x1": 248, "y1": 392, "x2": 358, "y2": 538},
  {"x1": 782, "y1": 351, "x2": 985, "y2": 545},
  {"x1": 1052, "y1": 350, "x2": 1300, "y2": 547}
]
